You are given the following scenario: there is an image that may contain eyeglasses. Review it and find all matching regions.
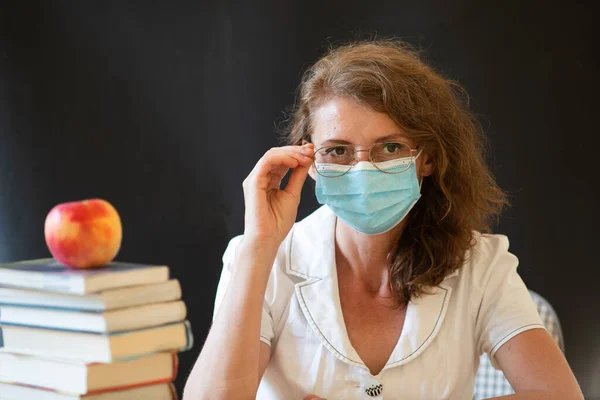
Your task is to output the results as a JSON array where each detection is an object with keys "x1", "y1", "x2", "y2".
[{"x1": 313, "y1": 141, "x2": 420, "y2": 178}]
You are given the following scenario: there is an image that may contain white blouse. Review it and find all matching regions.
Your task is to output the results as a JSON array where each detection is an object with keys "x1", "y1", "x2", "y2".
[{"x1": 213, "y1": 206, "x2": 545, "y2": 399}]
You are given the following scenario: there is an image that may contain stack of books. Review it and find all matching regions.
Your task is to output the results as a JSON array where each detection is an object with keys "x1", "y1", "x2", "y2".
[{"x1": 0, "y1": 258, "x2": 193, "y2": 399}]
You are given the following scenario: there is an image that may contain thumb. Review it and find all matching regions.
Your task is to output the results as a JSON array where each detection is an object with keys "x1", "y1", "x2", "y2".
[
  {"x1": 303, "y1": 395, "x2": 326, "y2": 400},
  {"x1": 284, "y1": 164, "x2": 310, "y2": 200}
]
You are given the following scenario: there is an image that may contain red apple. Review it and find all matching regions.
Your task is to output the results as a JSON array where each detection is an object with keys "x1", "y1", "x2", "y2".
[{"x1": 44, "y1": 199, "x2": 122, "y2": 268}]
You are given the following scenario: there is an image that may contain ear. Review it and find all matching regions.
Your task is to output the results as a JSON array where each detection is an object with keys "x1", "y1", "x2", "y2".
[
  {"x1": 419, "y1": 152, "x2": 435, "y2": 177},
  {"x1": 308, "y1": 164, "x2": 316, "y2": 181},
  {"x1": 302, "y1": 139, "x2": 317, "y2": 181}
]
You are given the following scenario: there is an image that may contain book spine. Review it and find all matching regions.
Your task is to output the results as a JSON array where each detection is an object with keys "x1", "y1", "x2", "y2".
[
  {"x1": 1, "y1": 278, "x2": 84, "y2": 295},
  {"x1": 38, "y1": 278, "x2": 85, "y2": 294}
]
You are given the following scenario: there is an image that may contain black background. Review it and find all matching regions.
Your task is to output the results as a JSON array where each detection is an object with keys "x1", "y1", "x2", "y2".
[{"x1": 1, "y1": 1, "x2": 598, "y2": 397}]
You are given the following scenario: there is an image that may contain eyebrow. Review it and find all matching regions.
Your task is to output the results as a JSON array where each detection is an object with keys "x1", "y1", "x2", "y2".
[{"x1": 320, "y1": 133, "x2": 408, "y2": 146}]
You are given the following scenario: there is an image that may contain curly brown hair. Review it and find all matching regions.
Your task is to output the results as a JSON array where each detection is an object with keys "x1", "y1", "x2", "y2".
[{"x1": 282, "y1": 38, "x2": 509, "y2": 305}]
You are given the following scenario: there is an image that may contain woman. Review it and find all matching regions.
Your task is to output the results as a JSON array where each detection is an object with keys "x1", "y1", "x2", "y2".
[{"x1": 183, "y1": 39, "x2": 583, "y2": 399}]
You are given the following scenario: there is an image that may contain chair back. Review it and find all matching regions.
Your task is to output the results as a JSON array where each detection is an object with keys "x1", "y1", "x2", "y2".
[{"x1": 473, "y1": 290, "x2": 564, "y2": 399}]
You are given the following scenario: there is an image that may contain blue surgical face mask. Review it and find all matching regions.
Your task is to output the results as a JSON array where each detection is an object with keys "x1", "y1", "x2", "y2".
[{"x1": 315, "y1": 152, "x2": 422, "y2": 235}]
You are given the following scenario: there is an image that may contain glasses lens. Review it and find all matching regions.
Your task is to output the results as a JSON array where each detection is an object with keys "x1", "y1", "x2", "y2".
[
  {"x1": 314, "y1": 145, "x2": 354, "y2": 177},
  {"x1": 371, "y1": 142, "x2": 412, "y2": 162},
  {"x1": 371, "y1": 142, "x2": 413, "y2": 174},
  {"x1": 315, "y1": 145, "x2": 355, "y2": 165}
]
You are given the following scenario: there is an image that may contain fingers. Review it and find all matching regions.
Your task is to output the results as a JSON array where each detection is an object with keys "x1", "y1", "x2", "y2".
[
  {"x1": 263, "y1": 146, "x2": 313, "y2": 171},
  {"x1": 244, "y1": 144, "x2": 314, "y2": 192},
  {"x1": 284, "y1": 163, "x2": 310, "y2": 199},
  {"x1": 282, "y1": 144, "x2": 313, "y2": 198}
]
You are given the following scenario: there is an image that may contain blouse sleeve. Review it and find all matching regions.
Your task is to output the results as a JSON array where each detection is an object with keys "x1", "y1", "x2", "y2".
[
  {"x1": 474, "y1": 234, "x2": 546, "y2": 369},
  {"x1": 213, "y1": 235, "x2": 275, "y2": 346}
]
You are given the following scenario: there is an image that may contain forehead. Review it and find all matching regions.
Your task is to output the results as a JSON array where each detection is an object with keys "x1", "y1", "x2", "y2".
[{"x1": 311, "y1": 97, "x2": 407, "y2": 145}]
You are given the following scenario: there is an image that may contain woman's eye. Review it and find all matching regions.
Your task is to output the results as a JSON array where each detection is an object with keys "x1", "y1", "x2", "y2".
[
  {"x1": 383, "y1": 143, "x2": 402, "y2": 153},
  {"x1": 326, "y1": 146, "x2": 347, "y2": 156}
]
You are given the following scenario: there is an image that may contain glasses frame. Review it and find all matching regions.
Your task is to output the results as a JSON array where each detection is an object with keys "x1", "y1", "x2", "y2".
[{"x1": 313, "y1": 141, "x2": 421, "y2": 178}]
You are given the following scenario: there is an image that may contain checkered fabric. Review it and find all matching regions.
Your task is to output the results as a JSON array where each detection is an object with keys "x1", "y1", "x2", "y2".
[{"x1": 473, "y1": 290, "x2": 564, "y2": 400}]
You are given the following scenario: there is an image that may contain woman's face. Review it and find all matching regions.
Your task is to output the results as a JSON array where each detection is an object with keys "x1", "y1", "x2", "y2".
[{"x1": 307, "y1": 96, "x2": 434, "y2": 180}]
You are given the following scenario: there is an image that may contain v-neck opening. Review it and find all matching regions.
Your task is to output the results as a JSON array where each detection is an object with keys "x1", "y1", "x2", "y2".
[
  {"x1": 289, "y1": 206, "x2": 454, "y2": 374},
  {"x1": 332, "y1": 215, "x2": 411, "y2": 376}
]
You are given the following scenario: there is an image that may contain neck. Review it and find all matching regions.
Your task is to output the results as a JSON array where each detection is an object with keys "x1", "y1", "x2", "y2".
[{"x1": 335, "y1": 218, "x2": 405, "y2": 295}]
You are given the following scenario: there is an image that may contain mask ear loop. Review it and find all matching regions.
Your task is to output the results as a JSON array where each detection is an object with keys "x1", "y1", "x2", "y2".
[{"x1": 414, "y1": 148, "x2": 424, "y2": 190}]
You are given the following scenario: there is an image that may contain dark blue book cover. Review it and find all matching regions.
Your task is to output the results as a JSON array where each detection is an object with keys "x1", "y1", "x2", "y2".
[
  {"x1": 0, "y1": 258, "x2": 169, "y2": 294},
  {"x1": 0, "y1": 258, "x2": 164, "y2": 276}
]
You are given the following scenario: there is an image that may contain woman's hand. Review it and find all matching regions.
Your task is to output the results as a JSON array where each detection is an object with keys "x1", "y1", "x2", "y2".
[{"x1": 242, "y1": 143, "x2": 314, "y2": 247}]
